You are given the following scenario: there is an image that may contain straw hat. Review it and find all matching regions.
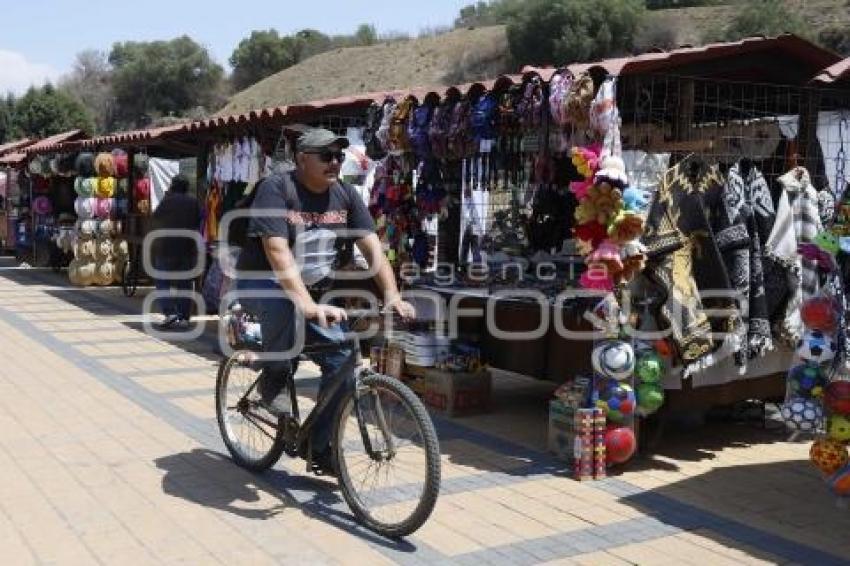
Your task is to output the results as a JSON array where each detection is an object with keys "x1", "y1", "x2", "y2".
[
  {"x1": 114, "y1": 239, "x2": 129, "y2": 258},
  {"x1": 68, "y1": 260, "x2": 82, "y2": 285},
  {"x1": 77, "y1": 261, "x2": 97, "y2": 285},
  {"x1": 99, "y1": 219, "x2": 114, "y2": 236},
  {"x1": 75, "y1": 238, "x2": 96, "y2": 259},
  {"x1": 137, "y1": 199, "x2": 150, "y2": 214},
  {"x1": 77, "y1": 219, "x2": 97, "y2": 238},
  {"x1": 97, "y1": 237, "x2": 114, "y2": 259},
  {"x1": 95, "y1": 261, "x2": 115, "y2": 286},
  {"x1": 94, "y1": 153, "x2": 115, "y2": 177}
]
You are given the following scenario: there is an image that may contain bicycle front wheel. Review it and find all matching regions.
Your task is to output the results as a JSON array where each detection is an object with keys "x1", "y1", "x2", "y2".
[
  {"x1": 216, "y1": 351, "x2": 287, "y2": 472},
  {"x1": 335, "y1": 372, "x2": 441, "y2": 538}
]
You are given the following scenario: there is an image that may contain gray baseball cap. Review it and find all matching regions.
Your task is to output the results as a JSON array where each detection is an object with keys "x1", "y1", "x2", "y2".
[{"x1": 296, "y1": 128, "x2": 349, "y2": 152}]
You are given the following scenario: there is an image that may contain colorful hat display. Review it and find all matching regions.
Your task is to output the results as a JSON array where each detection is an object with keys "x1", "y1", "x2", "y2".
[
  {"x1": 116, "y1": 178, "x2": 129, "y2": 198},
  {"x1": 98, "y1": 219, "x2": 114, "y2": 236},
  {"x1": 75, "y1": 153, "x2": 96, "y2": 177},
  {"x1": 74, "y1": 197, "x2": 95, "y2": 219},
  {"x1": 75, "y1": 239, "x2": 96, "y2": 259},
  {"x1": 134, "y1": 178, "x2": 150, "y2": 200},
  {"x1": 97, "y1": 237, "x2": 114, "y2": 259},
  {"x1": 94, "y1": 261, "x2": 115, "y2": 286},
  {"x1": 96, "y1": 177, "x2": 116, "y2": 198},
  {"x1": 137, "y1": 199, "x2": 151, "y2": 214},
  {"x1": 133, "y1": 154, "x2": 150, "y2": 175},
  {"x1": 94, "y1": 198, "x2": 114, "y2": 219},
  {"x1": 94, "y1": 153, "x2": 115, "y2": 177},
  {"x1": 115, "y1": 239, "x2": 129, "y2": 257},
  {"x1": 74, "y1": 177, "x2": 92, "y2": 197},
  {"x1": 112, "y1": 150, "x2": 129, "y2": 178},
  {"x1": 78, "y1": 219, "x2": 97, "y2": 237}
]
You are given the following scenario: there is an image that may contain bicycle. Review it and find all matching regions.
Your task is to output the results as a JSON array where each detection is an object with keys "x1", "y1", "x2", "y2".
[{"x1": 215, "y1": 310, "x2": 441, "y2": 538}]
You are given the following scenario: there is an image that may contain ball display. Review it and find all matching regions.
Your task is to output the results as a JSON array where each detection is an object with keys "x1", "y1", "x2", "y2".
[
  {"x1": 780, "y1": 397, "x2": 824, "y2": 432},
  {"x1": 788, "y1": 363, "x2": 826, "y2": 399},
  {"x1": 828, "y1": 415, "x2": 850, "y2": 442},
  {"x1": 635, "y1": 352, "x2": 664, "y2": 385},
  {"x1": 825, "y1": 381, "x2": 850, "y2": 415},
  {"x1": 605, "y1": 426, "x2": 637, "y2": 465},
  {"x1": 591, "y1": 340, "x2": 635, "y2": 380},
  {"x1": 828, "y1": 464, "x2": 850, "y2": 497},
  {"x1": 636, "y1": 383, "x2": 664, "y2": 415},
  {"x1": 594, "y1": 378, "x2": 636, "y2": 423},
  {"x1": 810, "y1": 438, "x2": 849, "y2": 476},
  {"x1": 796, "y1": 330, "x2": 837, "y2": 365},
  {"x1": 801, "y1": 297, "x2": 838, "y2": 332}
]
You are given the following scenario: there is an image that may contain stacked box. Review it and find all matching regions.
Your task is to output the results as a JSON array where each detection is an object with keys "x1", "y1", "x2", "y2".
[
  {"x1": 592, "y1": 408, "x2": 607, "y2": 479},
  {"x1": 405, "y1": 365, "x2": 492, "y2": 417},
  {"x1": 370, "y1": 345, "x2": 404, "y2": 378},
  {"x1": 574, "y1": 409, "x2": 595, "y2": 481},
  {"x1": 547, "y1": 401, "x2": 596, "y2": 480}
]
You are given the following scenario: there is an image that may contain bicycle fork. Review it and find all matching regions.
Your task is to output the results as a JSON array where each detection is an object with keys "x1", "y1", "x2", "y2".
[{"x1": 354, "y1": 381, "x2": 396, "y2": 462}]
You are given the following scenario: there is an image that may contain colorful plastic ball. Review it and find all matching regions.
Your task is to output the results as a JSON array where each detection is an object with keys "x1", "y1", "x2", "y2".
[
  {"x1": 825, "y1": 381, "x2": 850, "y2": 415},
  {"x1": 591, "y1": 340, "x2": 635, "y2": 380},
  {"x1": 828, "y1": 415, "x2": 850, "y2": 443},
  {"x1": 636, "y1": 383, "x2": 664, "y2": 415},
  {"x1": 594, "y1": 378, "x2": 636, "y2": 423},
  {"x1": 605, "y1": 426, "x2": 637, "y2": 465},
  {"x1": 796, "y1": 330, "x2": 837, "y2": 365},
  {"x1": 801, "y1": 297, "x2": 838, "y2": 332},
  {"x1": 781, "y1": 397, "x2": 823, "y2": 432},
  {"x1": 828, "y1": 463, "x2": 850, "y2": 497},
  {"x1": 810, "y1": 438, "x2": 849, "y2": 476},
  {"x1": 635, "y1": 352, "x2": 664, "y2": 385},
  {"x1": 789, "y1": 363, "x2": 826, "y2": 399}
]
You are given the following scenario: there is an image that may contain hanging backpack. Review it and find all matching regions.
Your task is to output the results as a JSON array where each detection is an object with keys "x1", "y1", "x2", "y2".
[
  {"x1": 375, "y1": 99, "x2": 397, "y2": 152},
  {"x1": 363, "y1": 102, "x2": 387, "y2": 159},
  {"x1": 447, "y1": 100, "x2": 475, "y2": 160},
  {"x1": 429, "y1": 100, "x2": 454, "y2": 160},
  {"x1": 388, "y1": 98, "x2": 415, "y2": 153},
  {"x1": 471, "y1": 92, "x2": 499, "y2": 142},
  {"x1": 549, "y1": 70, "x2": 574, "y2": 127},
  {"x1": 565, "y1": 72, "x2": 595, "y2": 131},
  {"x1": 516, "y1": 76, "x2": 545, "y2": 132},
  {"x1": 408, "y1": 104, "x2": 434, "y2": 160}
]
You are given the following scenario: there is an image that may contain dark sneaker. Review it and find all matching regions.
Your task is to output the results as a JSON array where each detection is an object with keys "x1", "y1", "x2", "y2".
[
  {"x1": 157, "y1": 314, "x2": 180, "y2": 330},
  {"x1": 309, "y1": 449, "x2": 337, "y2": 477}
]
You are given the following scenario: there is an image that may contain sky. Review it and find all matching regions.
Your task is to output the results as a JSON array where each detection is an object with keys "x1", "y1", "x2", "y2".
[{"x1": 0, "y1": 0, "x2": 472, "y2": 95}]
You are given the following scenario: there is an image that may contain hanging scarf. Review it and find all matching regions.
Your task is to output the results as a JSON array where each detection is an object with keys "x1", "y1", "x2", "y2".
[
  {"x1": 781, "y1": 167, "x2": 824, "y2": 299},
  {"x1": 642, "y1": 161, "x2": 737, "y2": 376},
  {"x1": 716, "y1": 163, "x2": 775, "y2": 360},
  {"x1": 764, "y1": 189, "x2": 802, "y2": 347}
]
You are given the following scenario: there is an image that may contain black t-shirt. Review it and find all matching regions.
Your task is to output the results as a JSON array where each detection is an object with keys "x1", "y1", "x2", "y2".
[{"x1": 236, "y1": 172, "x2": 375, "y2": 285}]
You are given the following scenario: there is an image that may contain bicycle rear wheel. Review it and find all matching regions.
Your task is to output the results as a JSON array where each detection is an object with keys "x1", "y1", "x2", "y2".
[
  {"x1": 216, "y1": 351, "x2": 287, "y2": 471},
  {"x1": 335, "y1": 372, "x2": 441, "y2": 538}
]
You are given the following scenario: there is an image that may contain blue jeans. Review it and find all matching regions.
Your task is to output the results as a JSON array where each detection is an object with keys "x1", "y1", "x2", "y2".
[{"x1": 235, "y1": 278, "x2": 356, "y2": 454}]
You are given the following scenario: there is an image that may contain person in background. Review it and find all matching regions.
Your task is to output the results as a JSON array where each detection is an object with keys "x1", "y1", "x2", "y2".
[{"x1": 152, "y1": 174, "x2": 201, "y2": 329}]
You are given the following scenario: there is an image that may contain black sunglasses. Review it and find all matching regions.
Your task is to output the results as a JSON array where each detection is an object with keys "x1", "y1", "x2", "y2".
[{"x1": 305, "y1": 149, "x2": 346, "y2": 163}]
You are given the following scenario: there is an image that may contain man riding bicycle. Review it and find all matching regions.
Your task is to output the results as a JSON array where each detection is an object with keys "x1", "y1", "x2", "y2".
[{"x1": 234, "y1": 128, "x2": 415, "y2": 476}]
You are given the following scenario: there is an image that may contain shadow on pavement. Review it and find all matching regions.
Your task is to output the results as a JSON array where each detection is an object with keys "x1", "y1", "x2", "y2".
[{"x1": 155, "y1": 448, "x2": 419, "y2": 553}]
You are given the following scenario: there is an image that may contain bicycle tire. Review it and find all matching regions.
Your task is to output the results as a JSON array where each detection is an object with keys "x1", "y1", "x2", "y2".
[
  {"x1": 334, "y1": 372, "x2": 441, "y2": 538},
  {"x1": 216, "y1": 352, "x2": 287, "y2": 472}
]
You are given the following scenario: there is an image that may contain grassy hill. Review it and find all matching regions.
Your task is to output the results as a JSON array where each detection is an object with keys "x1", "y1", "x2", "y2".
[
  {"x1": 219, "y1": 26, "x2": 510, "y2": 115},
  {"x1": 221, "y1": 1, "x2": 850, "y2": 115}
]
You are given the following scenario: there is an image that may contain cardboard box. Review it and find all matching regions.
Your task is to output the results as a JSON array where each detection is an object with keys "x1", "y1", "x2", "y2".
[
  {"x1": 548, "y1": 401, "x2": 605, "y2": 481},
  {"x1": 406, "y1": 365, "x2": 492, "y2": 417}
]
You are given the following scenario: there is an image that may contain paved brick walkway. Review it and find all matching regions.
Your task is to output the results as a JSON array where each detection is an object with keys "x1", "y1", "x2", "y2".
[{"x1": 1, "y1": 261, "x2": 849, "y2": 564}]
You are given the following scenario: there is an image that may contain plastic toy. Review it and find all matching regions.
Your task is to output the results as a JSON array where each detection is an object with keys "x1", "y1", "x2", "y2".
[
  {"x1": 781, "y1": 397, "x2": 824, "y2": 432},
  {"x1": 828, "y1": 415, "x2": 850, "y2": 443},
  {"x1": 825, "y1": 381, "x2": 850, "y2": 415},
  {"x1": 591, "y1": 340, "x2": 635, "y2": 381},
  {"x1": 788, "y1": 363, "x2": 826, "y2": 399},
  {"x1": 594, "y1": 378, "x2": 636, "y2": 423},
  {"x1": 796, "y1": 330, "x2": 837, "y2": 365},
  {"x1": 810, "y1": 437, "x2": 849, "y2": 476},
  {"x1": 605, "y1": 426, "x2": 636, "y2": 465}
]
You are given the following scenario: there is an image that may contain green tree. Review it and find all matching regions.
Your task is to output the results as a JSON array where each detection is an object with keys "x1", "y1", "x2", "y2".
[
  {"x1": 645, "y1": 0, "x2": 723, "y2": 8},
  {"x1": 718, "y1": 0, "x2": 805, "y2": 41},
  {"x1": 353, "y1": 24, "x2": 378, "y2": 46},
  {"x1": 59, "y1": 50, "x2": 116, "y2": 134},
  {"x1": 12, "y1": 84, "x2": 93, "y2": 138},
  {"x1": 109, "y1": 36, "x2": 224, "y2": 128},
  {"x1": 294, "y1": 29, "x2": 333, "y2": 61},
  {"x1": 455, "y1": 0, "x2": 523, "y2": 28},
  {"x1": 0, "y1": 94, "x2": 17, "y2": 143},
  {"x1": 229, "y1": 30, "x2": 299, "y2": 91},
  {"x1": 507, "y1": 0, "x2": 645, "y2": 66}
]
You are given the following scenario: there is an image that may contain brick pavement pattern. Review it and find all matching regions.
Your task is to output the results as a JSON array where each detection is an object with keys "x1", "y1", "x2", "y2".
[{"x1": 0, "y1": 265, "x2": 849, "y2": 565}]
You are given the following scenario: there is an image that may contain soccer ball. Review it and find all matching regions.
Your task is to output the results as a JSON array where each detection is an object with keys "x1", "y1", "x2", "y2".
[
  {"x1": 788, "y1": 363, "x2": 826, "y2": 399},
  {"x1": 828, "y1": 415, "x2": 850, "y2": 443},
  {"x1": 825, "y1": 381, "x2": 850, "y2": 415},
  {"x1": 780, "y1": 397, "x2": 823, "y2": 432},
  {"x1": 635, "y1": 352, "x2": 664, "y2": 385},
  {"x1": 801, "y1": 297, "x2": 838, "y2": 332},
  {"x1": 592, "y1": 340, "x2": 635, "y2": 380},
  {"x1": 636, "y1": 383, "x2": 664, "y2": 416},
  {"x1": 594, "y1": 378, "x2": 636, "y2": 423},
  {"x1": 605, "y1": 425, "x2": 637, "y2": 465},
  {"x1": 810, "y1": 438, "x2": 849, "y2": 476},
  {"x1": 796, "y1": 330, "x2": 837, "y2": 365}
]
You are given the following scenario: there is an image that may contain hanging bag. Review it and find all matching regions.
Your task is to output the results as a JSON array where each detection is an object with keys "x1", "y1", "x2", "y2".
[{"x1": 388, "y1": 98, "x2": 415, "y2": 153}]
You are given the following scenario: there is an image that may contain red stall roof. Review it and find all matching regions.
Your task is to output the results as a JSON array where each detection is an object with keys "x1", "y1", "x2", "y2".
[{"x1": 811, "y1": 57, "x2": 850, "y2": 87}]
